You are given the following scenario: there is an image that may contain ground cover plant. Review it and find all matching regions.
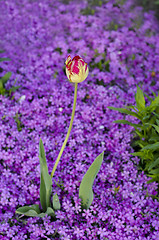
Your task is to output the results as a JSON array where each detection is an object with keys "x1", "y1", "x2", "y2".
[
  {"x1": 0, "y1": 51, "x2": 20, "y2": 96},
  {"x1": 109, "y1": 86, "x2": 159, "y2": 184},
  {"x1": 0, "y1": 0, "x2": 159, "y2": 239},
  {"x1": 135, "y1": 0, "x2": 159, "y2": 19}
]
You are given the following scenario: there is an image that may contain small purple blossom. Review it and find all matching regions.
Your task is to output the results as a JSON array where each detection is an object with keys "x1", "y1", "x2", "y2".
[{"x1": 0, "y1": 0, "x2": 159, "y2": 239}]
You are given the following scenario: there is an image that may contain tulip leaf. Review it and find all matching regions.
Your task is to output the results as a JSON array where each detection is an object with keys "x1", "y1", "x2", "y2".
[
  {"x1": 16, "y1": 205, "x2": 55, "y2": 218},
  {"x1": 39, "y1": 138, "x2": 52, "y2": 212},
  {"x1": 45, "y1": 207, "x2": 55, "y2": 217},
  {"x1": 16, "y1": 204, "x2": 40, "y2": 216},
  {"x1": 79, "y1": 151, "x2": 104, "y2": 209},
  {"x1": 52, "y1": 193, "x2": 61, "y2": 210}
]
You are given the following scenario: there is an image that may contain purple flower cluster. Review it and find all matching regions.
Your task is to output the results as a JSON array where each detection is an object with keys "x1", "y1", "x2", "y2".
[{"x1": 0, "y1": 0, "x2": 159, "y2": 239}]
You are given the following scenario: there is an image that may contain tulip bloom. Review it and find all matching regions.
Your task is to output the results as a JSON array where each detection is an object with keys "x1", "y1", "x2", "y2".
[{"x1": 65, "y1": 55, "x2": 89, "y2": 83}]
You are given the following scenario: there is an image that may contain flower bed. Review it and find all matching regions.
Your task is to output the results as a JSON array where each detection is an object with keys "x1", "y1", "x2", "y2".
[{"x1": 0, "y1": 0, "x2": 159, "y2": 239}]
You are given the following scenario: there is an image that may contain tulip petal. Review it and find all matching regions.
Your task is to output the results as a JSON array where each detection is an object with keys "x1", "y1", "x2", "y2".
[
  {"x1": 66, "y1": 67, "x2": 70, "y2": 81},
  {"x1": 65, "y1": 55, "x2": 72, "y2": 65}
]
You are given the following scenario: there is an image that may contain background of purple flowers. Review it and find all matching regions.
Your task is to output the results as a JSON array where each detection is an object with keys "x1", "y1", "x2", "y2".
[{"x1": 0, "y1": 0, "x2": 159, "y2": 239}]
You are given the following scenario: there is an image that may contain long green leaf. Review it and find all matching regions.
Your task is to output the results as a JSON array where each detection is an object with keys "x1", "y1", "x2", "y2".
[
  {"x1": 16, "y1": 204, "x2": 40, "y2": 216},
  {"x1": 131, "y1": 151, "x2": 145, "y2": 157},
  {"x1": 135, "y1": 129, "x2": 144, "y2": 138},
  {"x1": 108, "y1": 106, "x2": 142, "y2": 120},
  {"x1": 9, "y1": 85, "x2": 21, "y2": 93},
  {"x1": 135, "y1": 86, "x2": 145, "y2": 111},
  {"x1": 148, "y1": 157, "x2": 159, "y2": 171},
  {"x1": 151, "y1": 124, "x2": 159, "y2": 134},
  {"x1": 114, "y1": 119, "x2": 142, "y2": 129},
  {"x1": 149, "y1": 168, "x2": 159, "y2": 175},
  {"x1": 150, "y1": 95, "x2": 159, "y2": 110},
  {"x1": 144, "y1": 92, "x2": 153, "y2": 102},
  {"x1": 39, "y1": 138, "x2": 52, "y2": 212},
  {"x1": 0, "y1": 57, "x2": 11, "y2": 62},
  {"x1": 125, "y1": 105, "x2": 138, "y2": 111},
  {"x1": 156, "y1": 119, "x2": 159, "y2": 127},
  {"x1": 79, "y1": 151, "x2": 104, "y2": 209},
  {"x1": 152, "y1": 112, "x2": 159, "y2": 118},
  {"x1": 0, "y1": 72, "x2": 12, "y2": 84},
  {"x1": 147, "y1": 177, "x2": 159, "y2": 184},
  {"x1": 142, "y1": 142, "x2": 159, "y2": 152},
  {"x1": 149, "y1": 136, "x2": 159, "y2": 142},
  {"x1": 131, "y1": 150, "x2": 153, "y2": 160}
]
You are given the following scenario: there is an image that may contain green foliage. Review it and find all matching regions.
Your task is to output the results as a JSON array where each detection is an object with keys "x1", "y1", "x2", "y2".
[
  {"x1": 116, "y1": 0, "x2": 126, "y2": 5},
  {"x1": 108, "y1": 106, "x2": 142, "y2": 119},
  {"x1": 0, "y1": 71, "x2": 12, "y2": 95},
  {"x1": 136, "y1": 0, "x2": 159, "y2": 19},
  {"x1": 16, "y1": 139, "x2": 59, "y2": 218},
  {"x1": 14, "y1": 113, "x2": 24, "y2": 132},
  {"x1": 39, "y1": 138, "x2": 52, "y2": 212},
  {"x1": 90, "y1": 59, "x2": 110, "y2": 73},
  {"x1": 0, "y1": 51, "x2": 20, "y2": 96},
  {"x1": 107, "y1": 21, "x2": 119, "y2": 31},
  {"x1": 16, "y1": 138, "x2": 104, "y2": 218},
  {"x1": 135, "y1": 86, "x2": 145, "y2": 111},
  {"x1": 89, "y1": 49, "x2": 110, "y2": 87},
  {"x1": 138, "y1": 0, "x2": 159, "y2": 7},
  {"x1": 79, "y1": 151, "x2": 104, "y2": 209},
  {"x1": 80, "y1": 0, "x2": 104, "y2": 15},
  {"x1": 91, "y1": 50, "x2": 110, "y2": 72},
  {"x1": 113, "y1": 119, "x2": 142, "y2": 129},
  {"x1": 108, "y1": 86, "x2": 159, "y2": 183},
  {"x1": 52, "y1": 193, "x2": 61, "y2": 210},
  {"x1": 16, "y1": 204, "x2": 55, "y2": 218},
  {"x1": 81, "y1": 7, "x2": 95, "y2": 15}
]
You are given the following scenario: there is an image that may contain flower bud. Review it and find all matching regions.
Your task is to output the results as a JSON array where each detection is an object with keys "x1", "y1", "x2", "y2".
[{"x1": 65, "y1": 55, "x2": 89, "y2": 83}]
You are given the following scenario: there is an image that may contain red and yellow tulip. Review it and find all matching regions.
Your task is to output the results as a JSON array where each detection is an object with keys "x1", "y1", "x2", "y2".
[{"x1": 65, "y1": 55, "x2": 89, "y2": 83}]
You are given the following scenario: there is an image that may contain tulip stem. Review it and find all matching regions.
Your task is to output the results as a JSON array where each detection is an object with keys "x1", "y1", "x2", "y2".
[{"x1": 51, "y1": 83, "x2": 78, "y2": 178}]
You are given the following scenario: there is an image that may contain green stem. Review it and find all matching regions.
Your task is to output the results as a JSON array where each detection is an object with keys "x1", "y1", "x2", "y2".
[{"x1": 51, "y1": 83, "x2": 78, "y2": 178}]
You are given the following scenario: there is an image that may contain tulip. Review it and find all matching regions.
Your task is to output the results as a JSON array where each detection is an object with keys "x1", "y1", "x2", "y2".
[
  {"x1": 51, "y1": 56, "x2": 89, "y2": 178},
  {"x1": 65, "y1": 55, "x2": 89, "y2": 83}
]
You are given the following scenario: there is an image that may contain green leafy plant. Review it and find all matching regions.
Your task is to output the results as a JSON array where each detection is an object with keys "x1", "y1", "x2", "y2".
[
  {"x1": 16, "y1": 55, "x2": 104, "y2": 218},
  {"x1": 135, "y1": 0, "x2": 159, "y2": 19},
  {"x1": 80, "y1": 0, "x2": 104, "y2": 15},
  {"x1": 108, "y1": 86, "x2": 159, "y2": 183},
  {"x1": 0, "y1": 50, "x2": 20, "y2": 96},
  {"x1": 14, "y1": 113, "x2": 24, "y2": 132}
]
